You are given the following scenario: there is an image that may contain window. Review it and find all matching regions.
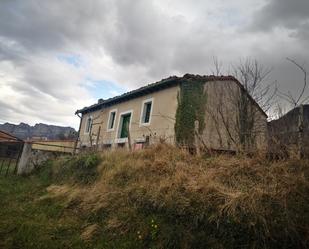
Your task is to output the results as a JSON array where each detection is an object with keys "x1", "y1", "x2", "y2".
[
  {"x1": 140, "y1": 99, "x2": 153, "y2": 125},
  {"x1": 107, "y1": 110, "x2": 117, "y2": 130},
  {"x1": 85, "y1": 116, "x2": 92, "y2": 133}
]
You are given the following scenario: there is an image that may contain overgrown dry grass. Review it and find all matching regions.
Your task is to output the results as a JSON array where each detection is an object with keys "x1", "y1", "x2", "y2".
[{"x1": 48, "y1": 144, "x2": 309, "y2": 249}]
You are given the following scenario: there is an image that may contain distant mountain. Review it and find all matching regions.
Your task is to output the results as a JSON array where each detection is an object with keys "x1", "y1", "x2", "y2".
[{"x1": 0, "y1": 122, "x2": 77, "y2": 140}]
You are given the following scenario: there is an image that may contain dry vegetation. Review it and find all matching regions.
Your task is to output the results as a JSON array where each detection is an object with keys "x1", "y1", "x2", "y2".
[{"x1": 46, "y1": 144, "x2": 309, "y2": 249}]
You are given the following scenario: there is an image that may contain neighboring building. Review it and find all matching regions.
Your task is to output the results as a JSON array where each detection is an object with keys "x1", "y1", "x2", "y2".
[
  {"x1": 0, "y1": 130, "x2": 24, "y2": 158},
  {"x1": 75, "y1": 74, "x2": 267, "y2": 151},
  {"x1": 268, "y1": 104, "x2": 309, "y2": 157}
]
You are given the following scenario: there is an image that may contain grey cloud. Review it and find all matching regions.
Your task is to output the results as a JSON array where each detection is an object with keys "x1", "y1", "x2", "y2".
[
  {"x1": 0, "y1": 37, "x2": 28, "y2": 64},
  {"x1": 250, "y1": 0, "x2": 309, "y2": 42},
  {"x1": 0, "y1": 0, "x2": 112, "y2": 52},
  {"x1": 290, "y1": 22, "x2": 309, "y2": 42},
  {"x1": 0, "y1": 0, "x2": 308, "y2": 127},
  {"x1": 0, "y1": 0, "x2": 252, "y2": 76},
  {"x1": 0, "y1": 0, "x2": 173, "y2": 70},
  {"x1": 101, "y1": 0, "x2": 181, "y2": 67}
]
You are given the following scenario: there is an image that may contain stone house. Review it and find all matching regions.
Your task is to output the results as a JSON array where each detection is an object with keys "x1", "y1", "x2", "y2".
[{"x1": 75, "y1": 74, "x2": 267, "y2": 151}]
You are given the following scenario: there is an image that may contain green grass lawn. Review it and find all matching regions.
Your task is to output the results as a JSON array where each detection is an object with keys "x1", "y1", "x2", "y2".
[
  {"x1": 0, "y1": 159, "x2": 17, "y2": 176},
  {"x1": 0, "y1": 164, "x2": 139, "y2": 249},
  {"x1": 0, "y1": 168, "x2": 89, "y2": 249}
]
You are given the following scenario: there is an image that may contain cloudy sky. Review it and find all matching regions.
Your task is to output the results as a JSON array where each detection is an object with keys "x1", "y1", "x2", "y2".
[{"x1": 0, "y1": 0, "x2": 308, "y2": 128}]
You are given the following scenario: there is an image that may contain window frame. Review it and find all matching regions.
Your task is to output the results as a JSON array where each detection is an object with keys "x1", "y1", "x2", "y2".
[
  {"x1": 139, "y1": 98, "x2": 154, "y2": 126},
  {"x1": 107, "y1": 109, "x2": 117, "y2": 131},
  {"x1": 84, "y1": 115, "x2": 93, "y2": 134}
]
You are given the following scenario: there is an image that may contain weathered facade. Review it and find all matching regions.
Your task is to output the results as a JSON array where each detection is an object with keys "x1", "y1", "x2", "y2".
[
  {"x1": 76, "y1": 74, "x2": 267, "y2": 151},
  {"x1": 203, "y1": 80, "x2": 267, "y2": 151}
]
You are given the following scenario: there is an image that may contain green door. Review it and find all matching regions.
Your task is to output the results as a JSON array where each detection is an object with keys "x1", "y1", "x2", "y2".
[{"x1": 120, "y1": 114, "x2": 131, "y2": 138}]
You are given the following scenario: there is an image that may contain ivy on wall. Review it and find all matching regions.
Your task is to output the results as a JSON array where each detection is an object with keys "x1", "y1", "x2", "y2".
[{"x1": 175, "y1": 78, "x2": 207, "y2": 147}]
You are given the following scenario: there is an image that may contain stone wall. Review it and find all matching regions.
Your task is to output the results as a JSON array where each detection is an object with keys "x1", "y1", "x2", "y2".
[{"x1": 17, "y1": 142, "x2": 62, "y2": 175}]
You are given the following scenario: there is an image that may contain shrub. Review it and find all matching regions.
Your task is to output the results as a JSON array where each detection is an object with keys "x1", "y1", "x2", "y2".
[{"x1": 52, "y1": 153, "x2": 101, "y2": 184}]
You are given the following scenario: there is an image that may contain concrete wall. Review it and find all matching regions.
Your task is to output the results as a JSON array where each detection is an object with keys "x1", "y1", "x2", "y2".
[
  {"x1": 79, "y1": 85, "x2": 179, "y2": 148},
  {"x1": 202, "y1": 80, "x2": 267, "y2": 151},
  {"x1": 17, "y1": 142, "x2": 64, "y2": 175}
]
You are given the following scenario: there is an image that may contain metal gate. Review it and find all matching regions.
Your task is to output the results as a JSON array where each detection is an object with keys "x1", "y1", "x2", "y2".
[{"x1": 0, "y1": 131, "x2": 24, "y2": 176}]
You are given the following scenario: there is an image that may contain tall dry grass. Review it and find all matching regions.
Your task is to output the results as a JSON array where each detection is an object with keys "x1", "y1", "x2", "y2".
[{"x1": 48, "y1": 144, "x2": 309, "y2": 248}]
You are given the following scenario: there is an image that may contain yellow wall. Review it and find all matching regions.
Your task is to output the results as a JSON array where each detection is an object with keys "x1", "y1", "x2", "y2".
[
  {"x1": 78, "y1": 81, "x2": 267, "y2": 151},
  {"x1": 79, "y1": 85, "x2": 179, "y2": 148}
]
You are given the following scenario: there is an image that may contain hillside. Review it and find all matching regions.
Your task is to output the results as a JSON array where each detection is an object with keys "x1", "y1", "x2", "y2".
[
  {"x1": 0, "y1": 122, "x2": 76, "y2": 140},
  {"x1": 0, "y1": 145, "x2": 308, "y2": 248}
]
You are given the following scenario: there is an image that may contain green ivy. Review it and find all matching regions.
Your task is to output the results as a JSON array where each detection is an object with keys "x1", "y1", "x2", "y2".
[{"x1": 175, "y1": 78, "x2": 207, "y2": 147}]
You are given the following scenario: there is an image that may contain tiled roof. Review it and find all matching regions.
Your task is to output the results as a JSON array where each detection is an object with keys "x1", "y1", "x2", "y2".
[
  {"x1": 0, "y1": 130, "x2": 24, "y2": 142},
  {"x1": 76, "y1": 74, "x2": 267, "y2": 117}
]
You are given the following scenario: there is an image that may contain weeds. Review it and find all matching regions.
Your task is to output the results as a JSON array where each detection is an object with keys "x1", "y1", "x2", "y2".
[
  {"x1": 52, "y1": 153, "x2": 101, "y2": 184},
  {"x1": 0, "y1": 167, "x2": 87, "y2": 249},
  {"x1": 47, "y1": 144, "x2": 309, "y2": 249},
  {"x1": 1, "y1": 144, "x2": 308, "y2": 248}
]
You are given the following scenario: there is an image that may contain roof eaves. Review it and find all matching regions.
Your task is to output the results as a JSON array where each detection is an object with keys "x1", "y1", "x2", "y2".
[
  {"x1": 75, "y1": 76, "x2": 180, "y2": 114},
  {"x1": 75, "y1": 74, "x2": 267, "y2": 118},
  {"x1": 0, "y1": 130, "x2": 24, "y2": 142}
]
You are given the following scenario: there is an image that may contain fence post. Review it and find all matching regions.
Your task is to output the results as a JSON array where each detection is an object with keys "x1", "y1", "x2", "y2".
[
  {"x1": 127, "y1": 123, "x2": 132, "y2": 151},
  {"x1": 17, "y1": 142, "x2": 32, "y2": 175},
  {"x1": 14, "y1": 142, "x2": 24, "y2": 174},
  {"x1": 0, "y1": 159, "x2": 5, "y2": 175},
  {"x1": 5, "y1": 158, "x2": 12, "y2": 176},
  {"x1": 194, "y1": 120, "x2": 201, "y2": 156},
  {"x1": 73, "y1": 114, "x2": 82, "y2": 155},
  {"x1": 298, "y1": 104, "x2": 304, "y2": 159},
  {"x1": 96, "y1": 126, "x2": 101, "y2": 151}
]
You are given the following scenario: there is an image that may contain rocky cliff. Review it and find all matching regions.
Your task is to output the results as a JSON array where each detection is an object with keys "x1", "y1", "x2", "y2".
[{"x1": 0, "y1": 122, "x2": 77, "y2": 140}]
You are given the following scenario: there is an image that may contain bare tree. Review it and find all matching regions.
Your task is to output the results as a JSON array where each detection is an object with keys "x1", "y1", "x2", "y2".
[
  {"x1": 232, "y1": 58, "x2": 276, "y2": 112},
  {"x1": 277, "y1": 58, "x2": 308, "y2": 107},
  {"x1": 233, "y1": 59, "x2": 276, "y2": 150},
  {"x1": 88, "y1": 111, "x2": 105, "y2": 148},
  {"x1": 210, "y1": 56, "x2": 223, "y2": 76},
  {"x1": 206, "y1": 58, "x2": 275, "y2": 152},
  {"x1": 275, "y1": 58, "x2": 308, "y2": 158},
  {"x1": 273, "y1": 103, "x2": 285, "y2": 120}
]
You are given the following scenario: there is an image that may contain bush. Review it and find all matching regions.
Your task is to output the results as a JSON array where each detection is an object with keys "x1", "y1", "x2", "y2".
[{"x1": 53, "y1": 153, "x2": 101, "y2": 184}]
